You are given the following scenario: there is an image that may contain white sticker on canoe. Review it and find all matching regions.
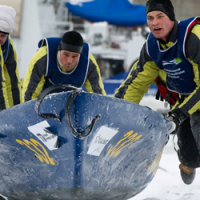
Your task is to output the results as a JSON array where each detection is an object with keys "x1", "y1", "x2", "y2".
[
  {"x1": 87, "y1": 126, "x2": 118, "y2": 156},
  {"x1": 28, "y1": 121, "x2": 58, "y2": 151}
]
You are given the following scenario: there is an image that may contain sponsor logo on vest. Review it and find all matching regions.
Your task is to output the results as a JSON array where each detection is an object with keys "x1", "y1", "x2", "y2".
[
  {"x1": 162, "y1": 58, "x2": 184, "y2": 79},
  {"x1": 162, "y1": 58, "x2": 182, "y2": 66}
]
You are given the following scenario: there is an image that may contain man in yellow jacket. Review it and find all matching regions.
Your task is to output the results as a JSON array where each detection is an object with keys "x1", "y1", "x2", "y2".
[
  {"x1": 115, "y1": 0, "x2": 200, "y2": 185},
  {"x1": 0, "y1": 5, "x2": 23, "y2": 111},
  {"x1": 22, "y1": 30, "x2": 106, "y2": 101}
]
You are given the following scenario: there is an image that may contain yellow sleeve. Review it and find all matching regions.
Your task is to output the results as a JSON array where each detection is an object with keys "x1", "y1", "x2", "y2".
[
  {"x1": 4, "y1": 36, "x2": 23, "y2": 106},
  {"x1": 115, "y1": 60, "x2": 159, "y2": 104},
  {"x1": 84, "y1": 53, "x2": 106, "y2": 95},
  {"x1": 22, "y1": 47, "x2": 47, "y2": 101},
  {"x1": 0, "y1": 49, "x2": 9, "y2": 109}
]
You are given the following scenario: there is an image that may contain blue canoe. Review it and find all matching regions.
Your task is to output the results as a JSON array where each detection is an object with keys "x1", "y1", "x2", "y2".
[{"x1": 0, "y1": 85, "x2": 170, "y2": 200}]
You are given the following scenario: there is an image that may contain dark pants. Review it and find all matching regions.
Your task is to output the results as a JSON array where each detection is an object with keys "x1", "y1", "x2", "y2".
[{"x1": 177, "y1": 111, "x2": 200, "y2": 168}]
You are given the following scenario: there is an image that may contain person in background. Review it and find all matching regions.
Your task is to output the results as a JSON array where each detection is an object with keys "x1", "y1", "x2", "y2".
[
  {"x1": 114, "y1": 0, "x2": 200, "y2": 185},
  {"x1": 22, "y1": 30, "x2": 106, "y2": 101},
  {"x1": 0, "y1": 5, "x2": 23, "y2": 111}
]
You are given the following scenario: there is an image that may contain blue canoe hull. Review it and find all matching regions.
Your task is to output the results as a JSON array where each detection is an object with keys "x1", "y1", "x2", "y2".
[{"x1": 0, "y1": 92, "x2": 169, "y2": 200}]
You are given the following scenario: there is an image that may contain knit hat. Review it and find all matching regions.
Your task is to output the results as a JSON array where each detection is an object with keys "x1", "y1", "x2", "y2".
[
  {"x1": 0, "y1": 5, "x2": 16, "y2": 34},
  {"x1": 58, "y1": 30, "x2": 84, "y2": 54},
  {"x1": 146, "y1": 0, "x2": 175, "y2": 21}
]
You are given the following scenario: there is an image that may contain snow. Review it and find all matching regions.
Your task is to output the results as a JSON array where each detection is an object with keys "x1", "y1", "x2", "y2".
[{"x1": 140, "y1": 96, "x2": 170, "y2": 113}]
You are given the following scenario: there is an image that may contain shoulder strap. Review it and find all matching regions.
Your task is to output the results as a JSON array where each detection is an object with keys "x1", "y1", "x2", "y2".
[{"x1": 185, "y1": 17, "x2": 200, "y2": 56}]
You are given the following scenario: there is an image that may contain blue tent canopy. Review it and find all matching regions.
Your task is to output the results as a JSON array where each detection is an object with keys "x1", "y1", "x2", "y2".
[{"x1": 66, "y1": 0, "x2": 147, "y2": 27}]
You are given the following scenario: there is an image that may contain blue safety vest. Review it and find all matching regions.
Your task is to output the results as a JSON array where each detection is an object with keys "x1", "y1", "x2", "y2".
[
  {"x1": 38, "y1": 37, "x2": 89, "y2": 90},
  {"x1": 2, "y1": 36, "x2": 9, "y2": 62},
  {"x1": 147, "y1": 17, "x2": 198, "y2": 94}
]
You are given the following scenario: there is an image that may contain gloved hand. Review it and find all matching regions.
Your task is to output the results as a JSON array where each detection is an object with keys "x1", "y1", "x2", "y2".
[
  {"x1": 167, "y1": 108, "x2": 188, "y2": 134},
  {"x1": 167, "y1": 114, "x2": 180, "y2": 134}
]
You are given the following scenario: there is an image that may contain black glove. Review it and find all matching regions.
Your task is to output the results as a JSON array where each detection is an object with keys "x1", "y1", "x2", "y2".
[{"x1": 167, "y1": 108, "x2": 188, "y2": 134}]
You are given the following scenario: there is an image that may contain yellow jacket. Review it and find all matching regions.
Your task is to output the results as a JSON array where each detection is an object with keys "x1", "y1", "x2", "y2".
[{"x1": 0, "y1": 35, "x2": 22, "y2": 110}]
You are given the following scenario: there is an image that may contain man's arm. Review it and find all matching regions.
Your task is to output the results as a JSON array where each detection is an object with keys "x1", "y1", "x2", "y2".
[
  {"x1": 84, "y1": 53, "x2": 106, "y2": 95},
  {"x1": 0, "y1": 50, "x2": 9, "y2": 110},
  {"x1": 4, "y1": 36, "x2": 23, "y2": 106},
  {"x1": 22, "y1": 47, "x2": 47, "y2": 101},
  {"x1": 114, "y1": 43, "x2": 159, "y2": 104}
]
